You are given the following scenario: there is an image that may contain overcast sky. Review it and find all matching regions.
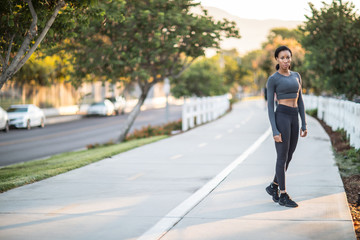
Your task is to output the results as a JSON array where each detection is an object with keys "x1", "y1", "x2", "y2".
[{"x1": 198, "y1": 0, "x2": 360, "y2": 21}]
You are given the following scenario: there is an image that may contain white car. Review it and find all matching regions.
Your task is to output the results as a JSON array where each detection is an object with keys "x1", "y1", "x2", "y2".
[
  {"x1": 87, "y1": 99, "x2": 115, "y2": 116},
  {"x1": 7, "y1": 104, "x2": 45, "y2": 129},
  {"x1": 0, "y1": 106, "x2": 9, "y2": 132},
  {"x1": 106, "y1": 96, "x2": 126, "y2": 115}
]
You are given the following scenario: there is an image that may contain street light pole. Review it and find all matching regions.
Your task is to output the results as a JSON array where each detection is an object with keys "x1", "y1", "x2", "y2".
[{"x1": 163, "y1": 77, "x2": 170, "y2": 123}]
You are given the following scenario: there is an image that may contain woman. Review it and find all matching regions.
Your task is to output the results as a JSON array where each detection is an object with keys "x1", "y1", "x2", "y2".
[{"x1": 265, "y1": 46, "x2": 307, "y2": 208}]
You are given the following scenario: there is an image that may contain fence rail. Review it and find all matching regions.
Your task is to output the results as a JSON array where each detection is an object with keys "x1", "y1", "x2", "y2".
[
  {"x1": 182, "y1": 95, "x2": 230, "y2": 131},
  {"x1": 303, "y1": 95, "x2": 360, "y2": 149}
]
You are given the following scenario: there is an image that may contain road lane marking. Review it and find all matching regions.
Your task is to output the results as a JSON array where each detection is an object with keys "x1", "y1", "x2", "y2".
[
  {"x1": 138, "y1": 127, "x2": 271, "y2": 240},
  {"x1": 127, "y1": 173, "x2": 144, "y2": 181},
  {"x1": 170, "y1": 154, "x2": 183, "y2": 160},
  {"x1": 197, "y1": 142, "x2": 207, "y2": 148},
  {"x1": 241, "y1": 112, "x2": 254, "y2": 125},
  {"x1": 227, "y1": 129, "x2": 234, "y2": 133},
  {"x1": 235, "y1": 124, "x2": 240, "y2": 128},
  {"x1": 214, "y1": 134, "x2": 222, "y2": 140}
]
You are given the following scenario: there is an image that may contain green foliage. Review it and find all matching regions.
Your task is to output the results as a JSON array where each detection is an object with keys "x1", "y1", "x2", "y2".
[
  {"x1": 0, "y1": 0, "x2": 103, "y2": 90},
  {"x1": 11, "y1": 51, "x2": 73, "y2": 86},
  {"x1": 335, "y1": 147, "x2": 360, "y2": 176},
  {"x1": 300, "y1": 0, "x2": 360, "y2": 99},
  {"x1": 0, "y1": 135, "x2": 167, "y2": 193},
  {"x1": 266, "y1": 27, "x2": 303, "y2": 43},
  {"x1": 65, "y1": 0, "x2": 240, "y2": 91},
  {"x1": 171, "y1": 57, "x2": 227, "y2": 97},
  {"x1": 306, "y1": 108, "x2": 318, "y2": 117},
  {"x1": 0, "y1": 0, "x2": 100, "y2": 54},
  {"x1": 221, "y1": 50, "x2": 252, "y2": 88},
  {"x1": 239, "y1": 49, "x2": 267, "y2": 90}
]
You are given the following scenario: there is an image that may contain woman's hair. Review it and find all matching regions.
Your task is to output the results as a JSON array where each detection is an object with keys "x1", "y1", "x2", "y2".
[{"x1": 275, "y1": 45, "x2": 292, "y2": 70}]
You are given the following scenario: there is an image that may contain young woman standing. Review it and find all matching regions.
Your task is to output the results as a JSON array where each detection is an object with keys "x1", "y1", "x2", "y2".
[{"x1": 266, "y1": 46, "x2": 308, "y2": 208}]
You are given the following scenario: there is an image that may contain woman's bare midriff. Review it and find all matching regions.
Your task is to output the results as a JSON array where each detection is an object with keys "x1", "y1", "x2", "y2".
[{"x1": 278, "y1": 98, "x2": 298, "y2": 108}]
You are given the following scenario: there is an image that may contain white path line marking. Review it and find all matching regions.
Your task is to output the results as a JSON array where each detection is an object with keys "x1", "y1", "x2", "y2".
[
  {"x1": 138, "y1": 127, "x2": 272, "y2": 240},
  {"x1": 198, "y1": 142, "x2": 207, "y2": 148},
  {"x1": 214, "y1": 134, "x2": 223, "y2": 140},
  {"x1": 170, "y1": 154, "x2": 183, "y2": 160},
  {"x1": 235, "y1": 124, "x2": 240, "y2": 128},
  {"x1": 127, "y1": 173, "x2": 144, "y2": 181},
  {"x1": 241, "y1": 112, "x2": 254, "y2": 125},
  {"x1": 227, "y1": 129, "x2": 234, "y2": 133}
]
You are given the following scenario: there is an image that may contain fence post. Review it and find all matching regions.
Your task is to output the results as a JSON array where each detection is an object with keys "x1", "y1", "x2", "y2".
[
  {"x1": 181, "y1": 95, "x2": 230, "y2": 132},
  {"x1": 182, "y1": 98, "x2": 188, "y2": 131}
]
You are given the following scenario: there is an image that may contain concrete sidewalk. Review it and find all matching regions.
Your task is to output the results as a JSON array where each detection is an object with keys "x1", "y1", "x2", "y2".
[{"x1": 0, "y1": 100, "x2": 356, "y2": 240}]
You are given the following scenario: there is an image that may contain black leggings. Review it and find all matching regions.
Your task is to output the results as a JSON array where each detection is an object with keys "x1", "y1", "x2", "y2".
[{"x1": 272, "y1": 104, "x2": 299, "y2": 191}]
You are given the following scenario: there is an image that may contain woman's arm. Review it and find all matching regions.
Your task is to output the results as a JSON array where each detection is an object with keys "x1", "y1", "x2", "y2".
[
  {"x1": 267, "y1": 76, "x2": 280, "y2": 136},
  {"x1": 297, "y1": 73, "x2": 307, "y2": 132}
]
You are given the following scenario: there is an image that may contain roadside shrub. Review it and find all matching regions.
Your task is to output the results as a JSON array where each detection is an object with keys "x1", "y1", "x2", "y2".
[
  {"x1": 306, "y1": 108, "x2": 317, "y2": 118},
  {"x1": 125, "y1": 120, "x2": 182, "y2": 141}
]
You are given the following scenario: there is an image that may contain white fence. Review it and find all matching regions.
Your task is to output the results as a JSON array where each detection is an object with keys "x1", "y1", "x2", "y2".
[
  {"x1": 303, "y1": 95, "x2": 360, "y2": 149},
  {"x1": 182, "y1": 94, "x2": 230, "y2": 131}
]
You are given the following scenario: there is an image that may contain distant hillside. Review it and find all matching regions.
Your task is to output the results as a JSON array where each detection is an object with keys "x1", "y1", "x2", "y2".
[{"x1": 192, "y1": 6, "x2": 303, "y2": 56}]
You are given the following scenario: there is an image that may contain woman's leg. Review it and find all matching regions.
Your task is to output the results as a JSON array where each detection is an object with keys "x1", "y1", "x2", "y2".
[
  {"x1": 274, "y1": 112, "x2": 291, "y2": 191},
  {"x1": 285, "y1": 115, "x2": 299, "y2": 170}
]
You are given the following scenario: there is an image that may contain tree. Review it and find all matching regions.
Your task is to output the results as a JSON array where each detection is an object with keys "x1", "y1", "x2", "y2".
[
  {"x1": 240, "y1": 49, "x2": 268, "y2": 91},
  {"x1": 219, "y1": 50, "x2": 252, "y2": 96},
  {"x1": 68, "y1": 0, "x2": 240, "y2": 141},
  {"x1": 300, "y1": 0, "x2": 360, "y2": 99},
  {"x1": 258, "y1": 27, "x2": 305, "y2": 89},
  {"x1": 0, "y1": 0, "x2": 100, "y2": 90},
  {"x1": 171, "y1": 57, "x2": 227, "y2": 98},
  {"x1": 266, "y1": 27, "x2": 302, "y2": 43}
]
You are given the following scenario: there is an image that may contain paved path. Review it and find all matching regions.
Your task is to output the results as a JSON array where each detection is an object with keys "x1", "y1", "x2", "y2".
[{"x1": 0, "y1": 100, "x2": 355, "y2": 240}]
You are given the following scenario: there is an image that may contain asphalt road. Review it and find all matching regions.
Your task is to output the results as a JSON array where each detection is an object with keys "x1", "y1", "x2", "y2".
[{"x1": 0, "y1": 105, "x2": 182, "y2": 167}]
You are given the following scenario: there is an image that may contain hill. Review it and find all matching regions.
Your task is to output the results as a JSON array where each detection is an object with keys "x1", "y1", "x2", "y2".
[{"x1": 193, "y1": 6, "x2": 303, "y2": 56}]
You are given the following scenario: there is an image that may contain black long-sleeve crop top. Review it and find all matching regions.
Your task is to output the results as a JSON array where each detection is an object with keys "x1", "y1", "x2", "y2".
[{"x1": 266, "y1": 71, "x2": 307, "y2": 136}]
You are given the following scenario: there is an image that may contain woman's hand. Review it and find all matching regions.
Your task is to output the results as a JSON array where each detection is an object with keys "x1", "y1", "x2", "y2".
[
  {"x1": 300, "y1": 129, "x2": 308, "y2": 137},
  {"x1": 273, "y1": 134, "x2": 282, "y2": 142}
]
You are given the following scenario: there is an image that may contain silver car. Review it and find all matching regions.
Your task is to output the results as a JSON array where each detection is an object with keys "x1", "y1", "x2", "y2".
[
  {"x1": 7, "y1": 104, "x2": 45, "y2": 129},
  {"x1": 0, "y1": 106, "x2": 9, "y2": 132},
  {"x1": 87, "y1": 99, "x2": 115, "y2": 116}
]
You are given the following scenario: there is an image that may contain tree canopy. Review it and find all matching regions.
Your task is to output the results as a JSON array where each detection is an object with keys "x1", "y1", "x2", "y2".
[
  {"x1": 65, "y1": 0, "x2": 240, "y2": 141},
  {"x1": 300, "y1": 0, "x2": 360, "y2": 99},
  {"x1": 0, "y1": 0, "x2": 101, "y2": 90},
  {"x1": 171, "y1": 57, "x2": 226, "y2": 98}
]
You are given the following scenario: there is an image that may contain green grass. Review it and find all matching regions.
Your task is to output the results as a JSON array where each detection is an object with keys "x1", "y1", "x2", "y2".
[
  {"x1": 0, "y1": 135, "x2": 167, "y2": 193},
  {"x1": 334, "y1": 147, "x2": 360, "y2": 177}
]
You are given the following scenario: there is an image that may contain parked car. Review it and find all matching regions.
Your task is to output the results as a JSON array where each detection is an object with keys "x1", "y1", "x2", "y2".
[
  {"x1": 7, "y1": 104, "x2": 45, "y2": 130},
  {"x1": 0, "y1": 106, "x2": 9, "y2": 132},
  {"x1": 105, "y1": 96, "x2": 126, "y2": 115},
  {"x1": 87, "y1": 99, "x2": 115, "y2": 116}
]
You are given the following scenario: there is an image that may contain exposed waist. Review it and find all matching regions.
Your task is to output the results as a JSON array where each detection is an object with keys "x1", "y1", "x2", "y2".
[{"x1": 278, "y1": 99, "x2": 298, "y2": 108}]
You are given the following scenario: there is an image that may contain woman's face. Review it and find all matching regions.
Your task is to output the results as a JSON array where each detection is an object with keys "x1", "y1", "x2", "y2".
[{"x1": 276, "y1": 50, "x2": 292, "y2": 71}]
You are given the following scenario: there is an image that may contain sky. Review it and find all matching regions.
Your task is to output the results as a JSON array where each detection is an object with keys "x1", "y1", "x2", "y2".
[{"x1": 198, "y1": 0, "x2": 360, "y2": 21}]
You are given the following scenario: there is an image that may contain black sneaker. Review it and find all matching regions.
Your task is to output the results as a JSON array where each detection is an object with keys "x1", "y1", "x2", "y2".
[
  {"x1": 279, "y1": 193, "x2": 298, "y2": 208},
  {"x1": 265, "y1": 183, "x2": 279, "y2": 202}
]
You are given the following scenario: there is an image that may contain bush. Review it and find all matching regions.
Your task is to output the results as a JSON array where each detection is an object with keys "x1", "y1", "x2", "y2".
[
  {"x1": 306, "y1": 108, "x2": 317, "y2": 118},
  {"x1": 125, "y1": 120, "x2": 182, "y2": 141}
]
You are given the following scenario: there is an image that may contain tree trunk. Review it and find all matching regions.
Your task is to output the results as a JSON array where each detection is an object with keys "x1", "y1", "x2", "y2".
[{"x1": 118, "y1": 90, "x2": 149, "y2": 142}]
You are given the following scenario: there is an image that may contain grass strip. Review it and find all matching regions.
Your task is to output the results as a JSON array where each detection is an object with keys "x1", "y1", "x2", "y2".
[{"x1": 0, "y1": 135, "x2": 167, "y2": 193}]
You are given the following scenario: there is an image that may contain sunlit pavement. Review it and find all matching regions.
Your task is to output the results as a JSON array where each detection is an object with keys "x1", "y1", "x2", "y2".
[{"x1": 0, "y1": 99, "x2": 355, "y2": 240}]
